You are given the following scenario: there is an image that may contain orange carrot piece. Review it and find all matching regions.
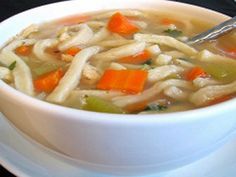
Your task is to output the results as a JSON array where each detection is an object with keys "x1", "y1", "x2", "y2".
[
  {"x1": 226, "y1": 48, "x2": 236, "y2": 53},
  {"x1": 57, "y1": 15, "x2": 90, "y2": 25},
  {"x1": 107, "y1": 12, "x2": 139, "y2": 35},
  {"x1": 64, "y1": 47, "x2": 81, "y2": 56},
  {"x1": 161, "y1": 18, "x2": 176, "y2": 26},
  {"x1": 97, "y1": 69, "x2": 147, "y2": 94},
  {"x1": 34, "y1": 68, "x2": 64, "y2": 93},
  {"x1": 15, "y1": 45, "x2": 31, "y2": 56},
  {"x1": 118, "y1": 50, "x2": 151, "y2": 64},
  {"x1": 186, "y1": 66, "x2": 207, "y2": 81},
  {"x1": 208, "y1": 95, "x2": 234, "y2": 106},
  {"x1": 124, "y1": 70, "x2": 147, "y2": 93}
]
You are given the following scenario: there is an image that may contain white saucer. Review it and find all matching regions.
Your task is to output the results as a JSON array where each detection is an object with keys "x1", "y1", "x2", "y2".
[{"x1": 1, "y1": 112, "x2": 236, "y2": 177}]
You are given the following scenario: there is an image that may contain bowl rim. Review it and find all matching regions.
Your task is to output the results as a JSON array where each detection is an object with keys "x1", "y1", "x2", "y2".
[{"x1": 0, "y1": 0, "x2": 235, "y2": 124}]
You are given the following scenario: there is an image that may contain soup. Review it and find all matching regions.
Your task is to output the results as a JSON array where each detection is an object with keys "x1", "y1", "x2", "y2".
[{"x1": 0, "y1": 9, "x2": 235, "y2": 114}]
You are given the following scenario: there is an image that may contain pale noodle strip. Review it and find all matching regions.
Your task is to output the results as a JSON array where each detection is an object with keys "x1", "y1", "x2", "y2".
[
  {"x1": 154, "y1": 54, "x2": 172, "y2": 66},
  {"x1": 92, "y1": 10, "x2": 145, "y2": 20},
  {"x1": 87, "y1": 27, "x2": 110, "y2": 45},
  {"x1": 177, "y1": 36, "x2": 189, "y2": 42},
  {"x1": 197, "y1": 49, "x2": 236, "y2": 66},
  {"x1": 146, "y1": 45, "x2": 161, "y2": 56},
  {"x1": 59, "y1": 21, "x2": 105, "y2": 36},
  {"x1": 19, "y1": 24, "x2": 39, "y2": 38},
  {"x1": 70, "y1": 90, "x2": 125, "y2": 100},
  {"x1": 58, "y1": 24, "x2": 93, "y2": 51},
  {"x1": 93, "y1": 42, "x2": 146, "y2": 61},
  {"x1": 98, "y1": 39, "x2": 134, "y2": 48},
  {"x1": 193, "y1": 77, "x2": 221, "y2": 88},
  {"x1": 85, "y1": 21, "x2": 106, "y2": 29},
  {"x1": 0, "y1": 51, "x2": 34, "y2": 96},
  {"x1": 164, "y1": 51, "x2": 185, "y2": 59},
  {"x1": 47, "y1": 46, "x2": 100, "y2": 103},
  {"x1": 108, "y1": 62, "x2": 127, "y2": 70},
  {"x1": 148, "y1": 65, "x2": 184, "y2": 82},
  {"x1": 113, "y1": 79, "x2": 193, "y2": 108},
  {"x1": 190, "y1": 81, "x2": 236, "y2": 106},
  {"x1": 121, "y1": 63, "x2": 143, "y2": 69},
  {"x1": 174, "y1": 59, "x2": 195, "y2": 68},
  {"x1": 134, "y1": 33, "x2": 197, "y2": 56},
  {"x1": 0, "y1": 66, "x2": 12, "y2": 81},
  {"x1": 164, "y1": 86, "x2": 190, "y2": 101},
  {"x1": 3, "y1": 39, "x2": 36, "y2": 51},
  {"x1": 33, "y1": 38, "x2": 59, "y2": 61}
]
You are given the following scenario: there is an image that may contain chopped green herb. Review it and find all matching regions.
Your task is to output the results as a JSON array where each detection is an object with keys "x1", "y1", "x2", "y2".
[
  {"x1": 145, "y1": 104, "x2": 168, "y2": 111},
  {"x1": 8, "y1": 61, "x2": 17, "y2": 70},
  {"x1": 142, "y1": 59, "x2": 152, "y2": 65},
  {"x1": 164, "y1": 29, "x2": 182, "y2": 38}
]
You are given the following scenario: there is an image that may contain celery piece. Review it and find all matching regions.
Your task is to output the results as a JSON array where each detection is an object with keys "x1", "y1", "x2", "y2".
[
  {"x1": 33, "y1": 64, "x2": 61, "y2": 76},
  {"x1": 83, "y1": 96, "x2": 124, "y2": 114},
  {"x1": 203, "y1": 63, "x2": 236, "y2": 82}
]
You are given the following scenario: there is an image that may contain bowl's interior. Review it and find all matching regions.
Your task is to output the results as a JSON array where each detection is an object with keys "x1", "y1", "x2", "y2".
[{"x1": 0, "y1": 0, "x2": 235, "y2": 123}]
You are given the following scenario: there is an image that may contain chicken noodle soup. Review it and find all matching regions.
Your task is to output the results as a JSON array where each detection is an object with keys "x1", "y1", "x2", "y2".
[{"x1": 0, "y1": 9, "x2": 236, "y2": 114}]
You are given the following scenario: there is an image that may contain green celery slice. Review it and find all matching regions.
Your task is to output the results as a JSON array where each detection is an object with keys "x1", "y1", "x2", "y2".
[
  {"x1": 33, "y1": 64, "x2": 60, "y2": 76},
  {"x1": 82, "y1": 96, "x2": 124, "y2": 114},
  {"x1": 203, "y1": 63, "x2": 236, "y2": 82}
]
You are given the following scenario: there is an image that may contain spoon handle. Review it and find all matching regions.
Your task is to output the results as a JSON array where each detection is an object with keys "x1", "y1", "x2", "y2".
[{"x1": 187, "y1": 16, "x2": 236, "y2": 45}]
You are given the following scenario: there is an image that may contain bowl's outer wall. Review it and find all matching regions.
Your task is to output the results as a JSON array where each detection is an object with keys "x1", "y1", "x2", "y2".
[
  {"x1": 0, "y1": 0, "x2": 235, "y2": 175},
  {"x1": 1, "y1": 88, "x2": 236, "y2": 175}
]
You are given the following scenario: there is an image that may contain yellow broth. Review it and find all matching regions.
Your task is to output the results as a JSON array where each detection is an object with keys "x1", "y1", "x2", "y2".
[{"x1": 0, "y1": 9, "x2": 235, "y2": 114}]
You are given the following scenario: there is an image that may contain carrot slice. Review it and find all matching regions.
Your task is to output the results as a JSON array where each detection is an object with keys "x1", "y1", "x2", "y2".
[
  {"x1": 15, "y1": 45, "x2": 31, "y2": 56},
  {"x1": 107, "y1": 12, "x2": 139, "y2": 35},
  {"x1": 97, "y1": 69, "x2": 147, "y2": 94},
  {"x1": 64, "y1": 47, "x2": 81, "y2": 56},
  {"x1": 34, "y1": 68, "x2": 64, "y2": 93},
  {"x1": 118, "y1": 50, "x2": 151, "y2": 64},
  {"x1": 186, "y1": 66, "x2": 207, "y2": 81}
]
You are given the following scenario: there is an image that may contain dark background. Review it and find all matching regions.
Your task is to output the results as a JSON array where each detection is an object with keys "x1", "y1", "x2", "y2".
[{"x1": 0, "y1": 0, "x2": 235, "y2": 176}]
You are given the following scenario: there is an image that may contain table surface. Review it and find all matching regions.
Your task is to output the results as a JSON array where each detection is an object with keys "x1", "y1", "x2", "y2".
[{"x1": 0, "y1": 0, "x2": 235, "y2": 176}]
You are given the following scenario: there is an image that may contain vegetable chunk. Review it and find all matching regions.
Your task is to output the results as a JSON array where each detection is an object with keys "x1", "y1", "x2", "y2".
[
  {"x1": 97, "y1": 69, "x2": 148, "y2": 94},
  {"x1": 107, "y1": 12, "x2": 139, "y2": 35},
  {"x1": 34, "y1": 68, "x2": 64, "y2": 93},
  {"x1": 83, "y1": 96, "x2": 124, "y2": 114}
]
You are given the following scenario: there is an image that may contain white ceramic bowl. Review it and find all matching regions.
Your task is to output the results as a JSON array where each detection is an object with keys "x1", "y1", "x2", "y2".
[{"x1": 0, "y1": 0, "x2": 235, "y2": 176}]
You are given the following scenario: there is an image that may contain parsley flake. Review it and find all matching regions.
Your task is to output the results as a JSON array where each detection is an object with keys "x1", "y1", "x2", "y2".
[
  {"x1": 164, "y1": 29, "x2": 183, "y2": 38},
  {"x1": 8, "y1": 61, "x2": 17, "y2": 70},
  {"x1": 145, "y1": 104, "x2": 168, "y2": 111}
]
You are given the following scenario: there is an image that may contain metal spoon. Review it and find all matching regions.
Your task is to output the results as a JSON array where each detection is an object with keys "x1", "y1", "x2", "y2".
[{"x1": 187, "y1": 16, "x2": 236, "y2": 45}]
